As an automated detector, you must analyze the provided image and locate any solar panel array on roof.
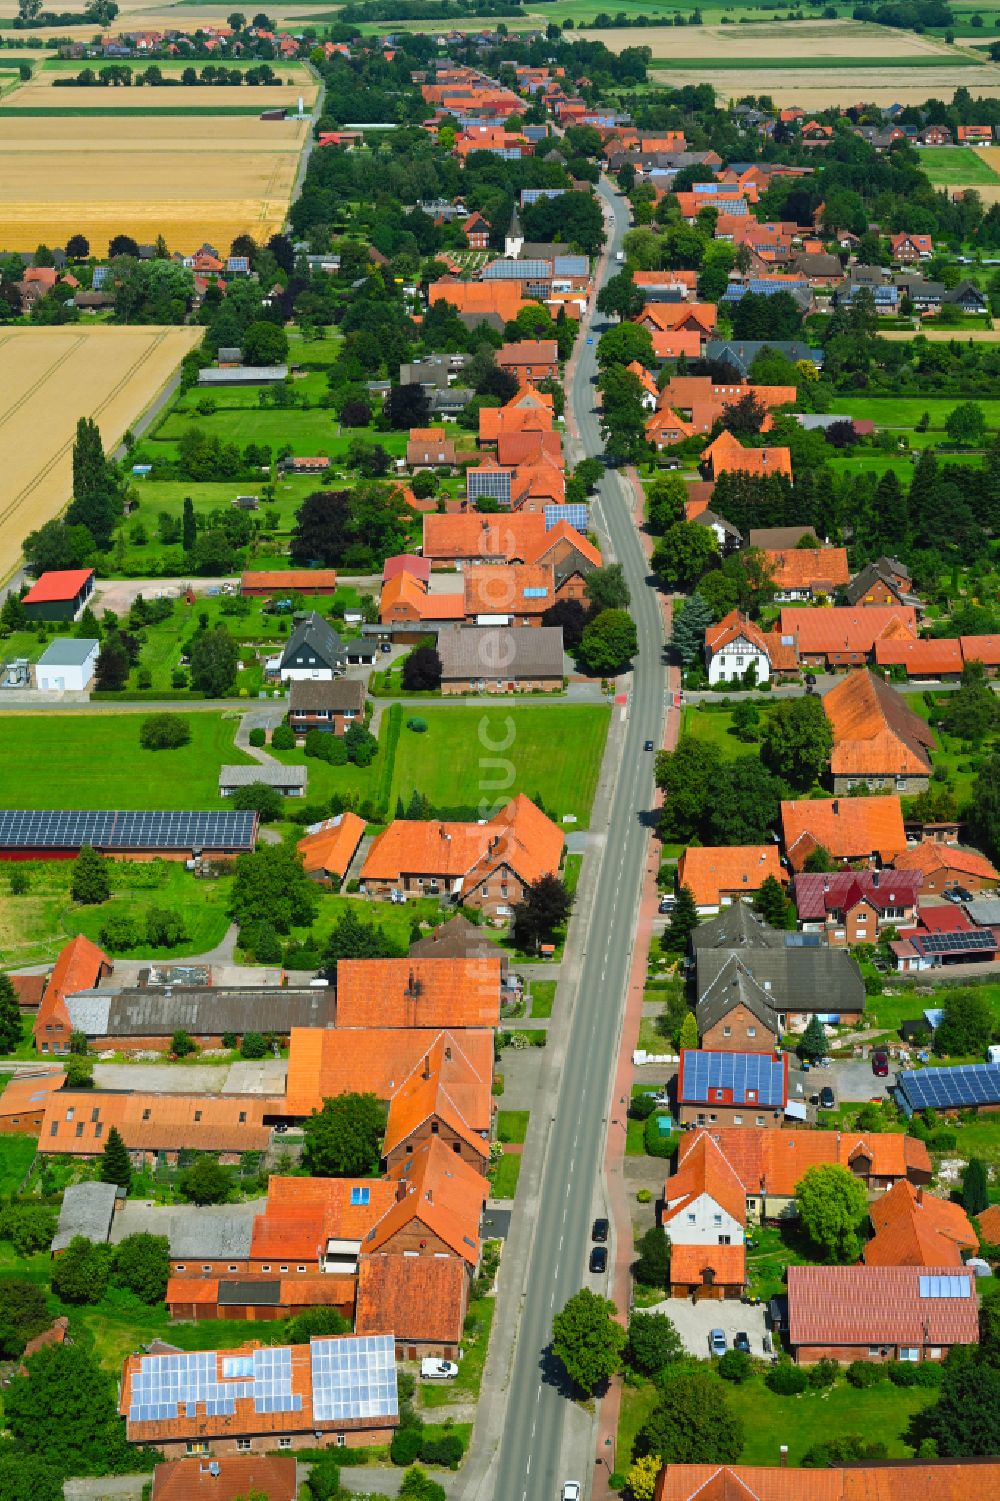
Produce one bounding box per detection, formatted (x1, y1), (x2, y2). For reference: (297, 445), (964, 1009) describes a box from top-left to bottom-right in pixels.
(546, 503), (588, 532)
(680, 1050), (785, 1106)
(919, 1274), (970, 1298)
(311, 1334), (398, 1424)
(898, 1062), (1000, 1113)
(468, 469), (511, 505)
(129, 1350), (251, 1424)
(0, 810), (255, 852)
(483, 259), (551, 280)
(914, 929), (996, 956)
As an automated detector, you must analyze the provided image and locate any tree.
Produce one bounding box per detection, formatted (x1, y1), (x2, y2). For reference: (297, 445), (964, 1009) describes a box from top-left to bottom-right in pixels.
(112, 1233), (169, 1303)
(633, 1224), (670, 1288)
(803, 844), (834, 874)
(941, 660), (1000, 742)
(139, 713), (191, 750)
(968, 751), (1000, 863)
(240, 1031), (268, 1060)
(189, 624), (239, 696)
(551, 1288), (627, 1394)
(795, 1163), (869, 1262)
(171, 1029), (197, 1058)
(625, 1455), (662, 1501)
(670, 593), (713, 666)
(243, 319), (288, 366)
(596, 267), (643, 321)
(962, 1158), (989, 1217)
(0, 973), (21, 1054)
(65, 233), (90, 259)
(934, 989), (993, 1057)
(51, 1236), (112, 1305)
(66, 416), (119, 550)
(926, 1357), (1000, 1457)
(652, 522), (719, 591)
(5, 1342), (131, 1478)
(383, 382), (431, 430)
(753, 875), (791, 930)
(324, 907), (399, 966)
(286, 1306), (350, 1343)
(585, 563), (630, 614)
(100, 1125), (132, 1190)
(945, 401), (987, 447)
(679, 1010), (699, 1051)
(634, 1370), (744, 1463)
(71, 844), (110, 904)
(402, 645), (442, 691)
(647, 473), (688, 536)
(626, 1310), (683, 1375)
(662, 885), (699, 954)
(178, 1156), (232, 1205)
(707, 759), (785, 847)
(182, 495), (197, 552)
(595, 321), (654, 370)
(541, 597), (587, 649)
(655, 735), (723, 842)
(797, 1015), (828, 1065)
(0, 1279), (50, 1359)
(760, 695), (833, 791)
(511, 874), (572, 950)
(95, 634), (129, 693)
(232, 781), (284, 822)
(577, 609), (638, 675)
(303, 1092), (384, 1177)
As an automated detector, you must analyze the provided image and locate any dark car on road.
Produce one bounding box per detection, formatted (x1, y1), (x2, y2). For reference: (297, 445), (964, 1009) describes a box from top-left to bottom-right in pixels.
(818, 1085), (835, 1110)
(872, 1049), (890, 1077)
(592, 1218), (609, 1243)
(589, 1246), (608, 1274)
(644, 740), (655, 751)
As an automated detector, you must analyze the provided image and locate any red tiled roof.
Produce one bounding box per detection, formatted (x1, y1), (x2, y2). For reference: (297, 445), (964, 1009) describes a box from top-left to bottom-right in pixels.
(677, 845), (786, 908)
(240, 570), (337, 591)
(422, 512), (547, 563)
(464, 562), (554, 616)
(657, 1462), (1000, 1501)
(669, 1242), (746, 1287)
(40, 1091), (278, 1156)
(787, 1263), (979, 1348)
(977, 1204), (1000, 1243)
(874, 637), (963, 676)
(663, 1131), (747, 1228)
(764, 546), (849, 592)
(0, 1068), (65, 1120)
(336, 958), (501, 1030)
(784, 605), (917, 657)
(781, 795), (907, 868)
(360, 793), (563, 892)
(683, 1126), (931, 1198)
(33, 933), (109, 1041)
(865, 1181), (977, 1267)
(22, 568), (93, 605)
(894, 842), (999, 884)
(296, 812), (366, 880)
(355, 1253), (468, 1343)
(960, 634), (1000, 667)
(823, 669), (934, 779)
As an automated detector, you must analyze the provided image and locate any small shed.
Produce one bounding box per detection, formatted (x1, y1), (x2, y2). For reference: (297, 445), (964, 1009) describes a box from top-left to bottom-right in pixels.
(53, 1181), (123, 1253)
(218, 765), (307, 798)
(35, 637), (99, 692)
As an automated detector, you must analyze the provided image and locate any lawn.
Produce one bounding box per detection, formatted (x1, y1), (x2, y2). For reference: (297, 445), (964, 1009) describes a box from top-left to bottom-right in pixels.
(529, 980), (556, 1018)
(827, 396), (1000, 430)
(680, 703), (774, 759)
(916, 145), (1000, 186)
(490, 1151), (521, 1200)
(388, 705), (611, 827)
(618, 1370), (934, 1472)
(0, 1134), (37, 1196)
(0, 712), (252, 808)
(419, 1293), (495, 1410)
(496, 1110), (529, 1144)
(904, 690), (994, 806)
(744, 1222), (813, 1303)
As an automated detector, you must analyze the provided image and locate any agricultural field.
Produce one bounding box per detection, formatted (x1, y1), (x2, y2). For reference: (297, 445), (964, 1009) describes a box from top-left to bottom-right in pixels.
(592, 17), (958, 57)
(917, 144), (1000, 187)
(0, 325), (200, 586)
(0, 111), (309, 252)
(2, 57), (318, 112)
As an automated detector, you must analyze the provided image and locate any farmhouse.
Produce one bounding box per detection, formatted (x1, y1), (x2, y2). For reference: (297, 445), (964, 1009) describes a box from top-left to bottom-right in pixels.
(360, 794), (563, 920)
(662, 1131), (748, 1301)
(422, 512), (548, 567)
(39, 1091), (279, 1164)
(696, 943), (865, 1037)
(893, 841), (1000, 896)
(781, 795), (907, 870)
(276, 613), (346, 681)
(0, 1069), (66, 1135)
(296, 811), (366, 885)
(151, 1457), (296, 1501)
(704, 610), (798, 686)
(822, 669), (934, 794)
(22, 568), (94, 622)
(763, 546), (849, 602)
(496, 340), (559, 380)
(436, 624), (564, 693)
(844, 556), (919, 608)
(33, 934), (113, 1055)
(288, 678), (365, 739)
(218, 765), (306, 798)
(58, 984), (334, 1054)
(657, 1462), (1000, 1500)
(864, 1180), (977, 1268)
(676, 1049), (789, 1129)
(779, 605), (918, 669)
(676, 845), (786, 916)
(786, 1264), (978, 1364)
(35, 638), (99, 692)
(793, 870), (922, 945)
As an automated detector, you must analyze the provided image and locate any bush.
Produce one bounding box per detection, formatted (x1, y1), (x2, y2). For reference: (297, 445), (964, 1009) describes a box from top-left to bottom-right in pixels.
(139, 713), (191, 750)
(846, 1360), (886, 1388)
(643, 1113), (674, 1158)
(391, 1428), (423, 1466)
(0, 1205), (56, 1256)
(271, 723), (295, 750)
(99, 912), (142, 951)
(630, 1094), (658, 1121)
(888, 1361), (942, 1387)
(248, 727), (266, 748)
(717, 1349), (752, 1383)
(808, 1358), (838, 1389)
(419, 1433), (464, 1469)
(765, 1362), (808, 1395)
(240, 1031), (268, 1059)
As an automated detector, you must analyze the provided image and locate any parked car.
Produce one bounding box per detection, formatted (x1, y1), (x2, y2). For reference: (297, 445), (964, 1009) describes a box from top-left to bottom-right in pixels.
(945, 886), (974, 903)
(734, 1332), (751, 1354)
(658, 897), (676, 915)
(380, 641), (393, 654)
(592, 1217), (609, 1243)
(818, 1085), (835, 1110)
(420, 1359), (458, 1380)
(589, 1246), (608, 1274)
(709, 1328), (727, 1356)
(872, 1048), (890, 1078)
(562, 1485), (581, 1501)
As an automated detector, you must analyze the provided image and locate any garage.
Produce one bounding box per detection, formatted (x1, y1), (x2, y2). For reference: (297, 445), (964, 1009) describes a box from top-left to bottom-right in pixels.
(35, 638), (99, 692)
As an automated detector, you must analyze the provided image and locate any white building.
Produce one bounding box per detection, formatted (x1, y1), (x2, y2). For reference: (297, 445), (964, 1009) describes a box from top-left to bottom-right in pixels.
(35, 638), (99, 692)
(704, 610), (776, 687)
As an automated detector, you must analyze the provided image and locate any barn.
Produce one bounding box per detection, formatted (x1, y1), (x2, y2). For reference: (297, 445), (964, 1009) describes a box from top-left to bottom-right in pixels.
(22, 569), (95, 623)
(0, 810), (258, 862)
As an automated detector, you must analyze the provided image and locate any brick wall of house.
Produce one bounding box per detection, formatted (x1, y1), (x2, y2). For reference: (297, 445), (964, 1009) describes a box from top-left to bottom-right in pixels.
(792, 1342), (948, 1365)
(700, 1003), (778, 1053)
(441, 675), (560, 695)
(832, 772), (930, 795)
(554, 574), (589, 604)
(377, 1221), (460, 1259)
(149, 1425), (397, 1459)
(385, 1127), (488, 1173)
(290, 710), (355, 738)
(0, 1109), (47, 1133)
(678, 1103), (784, 1129)
(855, 581), (899, 606)
(918, 865), (997, 895)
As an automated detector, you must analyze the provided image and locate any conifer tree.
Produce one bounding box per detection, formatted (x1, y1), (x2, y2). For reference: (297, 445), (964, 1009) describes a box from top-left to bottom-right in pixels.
(100, 1126), (131, 1189)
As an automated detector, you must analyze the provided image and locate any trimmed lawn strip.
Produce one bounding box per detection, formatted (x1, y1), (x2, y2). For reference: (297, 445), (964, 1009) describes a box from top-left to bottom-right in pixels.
(529, 980), (556, 1018)
(0, 1134), (37, 1195)
(419, 1294), (495, 1409)
(496, 1110), (530, 1144)
(490, 1152), (521, 1199)
(652, 53), (976, 66)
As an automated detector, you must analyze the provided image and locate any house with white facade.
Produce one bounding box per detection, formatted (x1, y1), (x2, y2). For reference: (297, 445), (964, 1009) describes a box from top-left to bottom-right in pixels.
(704, 609), (797, 686)
(662, 1130), (747, 1299)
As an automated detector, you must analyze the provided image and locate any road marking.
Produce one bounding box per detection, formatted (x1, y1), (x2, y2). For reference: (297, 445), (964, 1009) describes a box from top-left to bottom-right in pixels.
(526, 1458), (531, 1475)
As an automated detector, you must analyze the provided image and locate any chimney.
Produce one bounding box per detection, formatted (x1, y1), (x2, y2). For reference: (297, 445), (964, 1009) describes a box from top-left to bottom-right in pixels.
(832, 799), (839, 815)
(423, 1054), (432, 1080)
(396, 1181), (407, 1202)
(779, 1447), (788, 1468)
(426, 1188), (433, 1205)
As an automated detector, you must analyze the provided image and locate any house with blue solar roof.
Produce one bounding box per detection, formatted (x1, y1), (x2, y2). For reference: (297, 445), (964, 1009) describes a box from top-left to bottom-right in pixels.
(676, 1048), (789, 1129)
(121, 1333), (399, 1456)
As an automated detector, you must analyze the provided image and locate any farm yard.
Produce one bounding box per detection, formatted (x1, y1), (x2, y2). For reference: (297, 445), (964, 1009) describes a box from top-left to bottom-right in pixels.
(0, 110), (310, 251)
(0, 325), (200, 585)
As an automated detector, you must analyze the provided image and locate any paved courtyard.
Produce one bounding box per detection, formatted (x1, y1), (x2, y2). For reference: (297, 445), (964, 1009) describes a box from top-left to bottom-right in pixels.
(647, 1294), (770, 1357)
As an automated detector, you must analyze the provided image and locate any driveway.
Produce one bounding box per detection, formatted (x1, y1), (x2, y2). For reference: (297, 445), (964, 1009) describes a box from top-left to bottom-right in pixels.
(647, 1295), (769, 1358)
(812, 1058), (891, 1104)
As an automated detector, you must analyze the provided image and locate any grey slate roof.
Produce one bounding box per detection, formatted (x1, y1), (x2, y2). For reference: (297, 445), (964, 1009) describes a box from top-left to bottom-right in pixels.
(289, 678), (366, 713)
(280, 612), (346, 672)
(690, 903), (786, 952)
(707, 339), (823, 376)
(67, 986), (335, 1038)
(695, 946), (866, 1017)
(966, 897), (1000, 928)
(108, 1201), (260, 1258)
(696, 957), (782, 1037)
(437, 625), (564, 681)
(53, 1181), (122, 1252)
(37, 638), (99, 668)
(218, 764), (307, 790)
(409, 912), (509, 977)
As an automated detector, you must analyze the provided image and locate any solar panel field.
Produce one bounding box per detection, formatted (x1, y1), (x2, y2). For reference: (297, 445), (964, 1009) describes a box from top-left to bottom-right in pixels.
(0, 325), (200, 584)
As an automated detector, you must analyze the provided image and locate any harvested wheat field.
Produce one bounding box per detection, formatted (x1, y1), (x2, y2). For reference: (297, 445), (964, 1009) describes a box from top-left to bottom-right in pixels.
(581, 18), (952, 57)
(0, 113), (309, 251)
(4, 61), (318, 111)
(0, 326), (199, 583)
(653, 62), (1000, 109)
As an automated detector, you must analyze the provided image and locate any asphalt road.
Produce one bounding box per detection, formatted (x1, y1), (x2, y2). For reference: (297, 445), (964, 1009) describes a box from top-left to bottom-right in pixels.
(493, 181), (666, 1501)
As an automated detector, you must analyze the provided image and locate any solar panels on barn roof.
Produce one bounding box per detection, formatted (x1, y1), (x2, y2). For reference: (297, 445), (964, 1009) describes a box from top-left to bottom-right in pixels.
(897, 1062), (1000, 1115)
(912, 929), (996, 956)
(311, 1333), (397, 1423)
(679, 1048), (786, 1106)
(546, 503), (588, 531)
(0, 810), (256, 852)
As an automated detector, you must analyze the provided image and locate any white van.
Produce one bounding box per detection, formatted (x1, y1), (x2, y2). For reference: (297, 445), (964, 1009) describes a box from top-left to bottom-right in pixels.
(420, 1358), (459, 1380)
